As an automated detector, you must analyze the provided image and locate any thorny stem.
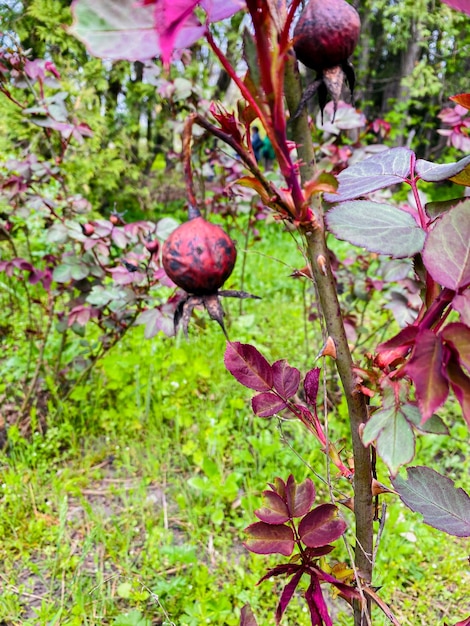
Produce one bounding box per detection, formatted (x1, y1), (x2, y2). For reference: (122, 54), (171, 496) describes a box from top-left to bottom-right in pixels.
(283, 53), (373, 625)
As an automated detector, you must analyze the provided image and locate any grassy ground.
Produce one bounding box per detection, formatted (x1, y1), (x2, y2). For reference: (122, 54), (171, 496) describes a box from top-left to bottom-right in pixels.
(1, 219), (469, 625)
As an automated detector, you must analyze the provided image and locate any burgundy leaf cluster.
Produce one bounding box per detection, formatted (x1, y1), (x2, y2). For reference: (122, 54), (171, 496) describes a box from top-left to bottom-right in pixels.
(244, 475), (358, 625)
(224, 341), (322, 431)
(224, 341), (354, 476)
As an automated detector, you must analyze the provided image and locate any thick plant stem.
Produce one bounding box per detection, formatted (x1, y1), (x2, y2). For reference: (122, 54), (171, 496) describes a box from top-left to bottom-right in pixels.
(284, 53), (373, 625)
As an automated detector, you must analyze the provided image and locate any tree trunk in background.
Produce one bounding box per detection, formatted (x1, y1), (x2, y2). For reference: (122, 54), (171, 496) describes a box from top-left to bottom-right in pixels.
(395, 18), (422, 146)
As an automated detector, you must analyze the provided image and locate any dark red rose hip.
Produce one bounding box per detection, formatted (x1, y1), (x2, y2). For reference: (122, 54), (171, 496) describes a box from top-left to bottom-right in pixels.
(162, 215), (237, 295)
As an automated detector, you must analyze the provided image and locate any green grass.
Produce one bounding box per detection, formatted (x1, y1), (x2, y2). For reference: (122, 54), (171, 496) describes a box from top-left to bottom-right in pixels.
(1, 220), (469, 625)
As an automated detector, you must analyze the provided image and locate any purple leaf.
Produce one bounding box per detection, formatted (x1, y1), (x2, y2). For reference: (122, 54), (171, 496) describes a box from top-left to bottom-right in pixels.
(70, 0), (244, 64)
(305, 574), (332, 626)
(324, 147), (413, 203)
(453, 292), (470, 325)
(224, 341), (273, 391)
(257, 563), (300, 585)
(304, 367), (321, 406)
(70, 0), (163, 61)
(201, 0), (246, 21)
(252, 391), (287, 417)
(298, 504), (347, 548)
(68, 305), (96, 327)
(422, 200), (470, 290)
(404, 330), (449, 421)
(255, 491), (290, 524)
(136, 306), (176, 338)
(240, 604), (258, 626)
(269, 477), (287, 500)
(272, 359), (300, 399)
(377, 325), (419, 351)
(444, 357), (470, 427)
(441, 0), (470, 15)
(441, 322), (470, 372)
(111, 227), (128, 248)
(325, 201), (425, 258)
(416, 154), (470, 182)
(276, 569), (304, 625)
(392, 466), (470, 536)
(244, 522), (295, 556)
(286, 475), (316, 518)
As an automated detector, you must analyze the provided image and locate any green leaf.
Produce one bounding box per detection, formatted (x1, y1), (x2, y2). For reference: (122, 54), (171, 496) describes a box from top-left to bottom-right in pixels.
(325, 201), (425, 258)
(362, 406), (415, 477)
(52, 264), (72, 283)
(401, 403), (449, 435)
(361, 406), (395, 445)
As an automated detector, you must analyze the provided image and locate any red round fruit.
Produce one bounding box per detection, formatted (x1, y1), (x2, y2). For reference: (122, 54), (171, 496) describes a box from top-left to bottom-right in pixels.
(162, 216), (237, 295)
(293, 0), (360, 72)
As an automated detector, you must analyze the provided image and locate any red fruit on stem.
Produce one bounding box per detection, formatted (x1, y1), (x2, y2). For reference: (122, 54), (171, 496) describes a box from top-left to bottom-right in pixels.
(162, 215), (237, 295)
(293, 0), (360, 72)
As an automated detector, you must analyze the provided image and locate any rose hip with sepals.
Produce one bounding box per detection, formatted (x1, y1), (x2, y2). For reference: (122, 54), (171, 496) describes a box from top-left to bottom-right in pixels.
(162, 205), (237, 296)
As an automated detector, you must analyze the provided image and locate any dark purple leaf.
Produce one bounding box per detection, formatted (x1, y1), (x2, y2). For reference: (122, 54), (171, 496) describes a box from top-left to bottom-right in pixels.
(224, 341), (273, 391)
(286, 475), (316, 518)
(425, 198), (463, 219)
(304, 367), (321, 406)
(422, 200), (470, 290)
(324, 147), (413, 203)
(404, 330), (449, 421)
(240, 604), (258, 626)
(298, 504), (347, 547)
(377, 325), (419, 351)
(325, 201), (425, 258)
(416, 154), (470, 182)
(257, 563), (301, 585)
(392, 466), (470, 536)
(305, 545), (335, 558)
(305, 574), (332, 626)
(269, 477), (287, 500)
(255, 491), (290, 524)
(453, 292), (470, 325)
(444, 357), (470, 427)
(272, 359), (300, 399)
(441, 322), (470, 372)
(244, 521), (295, 556)
(275, 569), (304, 625)
(252, 391), (287, 417)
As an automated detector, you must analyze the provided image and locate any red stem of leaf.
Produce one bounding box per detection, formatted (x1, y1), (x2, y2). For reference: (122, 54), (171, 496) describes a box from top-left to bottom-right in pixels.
(420, 287), (455, 330)
(245, 2), (307, 219)
(205, 30), (268, 129)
